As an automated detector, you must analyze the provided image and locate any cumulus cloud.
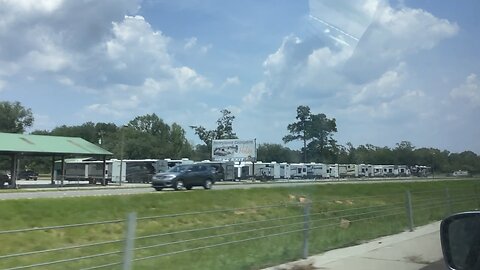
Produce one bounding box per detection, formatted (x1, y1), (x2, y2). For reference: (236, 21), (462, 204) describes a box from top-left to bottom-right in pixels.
(245, 1), (458, 106)
(345, 3), (458, 81)
(350, 63), (405, 105)
(0, 0), (214, 119)
(450, 73), (480, 107)
(243, 82), (271, 106)
(237, 0), (460, 149)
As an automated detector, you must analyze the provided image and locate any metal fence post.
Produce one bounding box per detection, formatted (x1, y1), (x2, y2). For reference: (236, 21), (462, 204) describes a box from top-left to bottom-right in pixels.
(445, 188), (452, 216)
(123, 212), (137, 270)
(302, 201), (311, 259)
(405, 191), (414, 232)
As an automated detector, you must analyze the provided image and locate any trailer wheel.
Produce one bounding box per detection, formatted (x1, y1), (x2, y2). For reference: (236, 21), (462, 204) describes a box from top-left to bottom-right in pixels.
(154, 187), (163, 191)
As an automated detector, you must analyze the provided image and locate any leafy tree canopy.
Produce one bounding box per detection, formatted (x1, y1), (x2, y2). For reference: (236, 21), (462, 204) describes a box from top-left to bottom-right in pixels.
(0, 101), (34, 133)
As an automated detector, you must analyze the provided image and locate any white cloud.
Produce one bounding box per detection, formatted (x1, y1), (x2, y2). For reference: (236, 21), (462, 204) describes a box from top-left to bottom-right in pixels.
(0, 1), (213, 121)
(221, 76), (241, 88)
(1, 0), (63, 13)
(350, 64), (405, 104)
(243, 82), (270, 106)
(183, 36), (211, 54)
(450, 73), (480, 107)
(184, 37), (197, 49)
(246, 1), (458, 105)
(263, 35), (302, 78)
(345, 3), (458, 80)
(106, 15), (171, 64)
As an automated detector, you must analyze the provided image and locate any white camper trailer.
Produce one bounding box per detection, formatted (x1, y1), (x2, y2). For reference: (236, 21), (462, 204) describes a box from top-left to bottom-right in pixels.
(357, 164), (371, 177)
(306, 163), (328, 178)
(397, 165), (410, 176)
(279, 163), (291, 179)
(373, 165), (385, 177)
(234, 163), (250, 180)
(344, 164), (359, 178)
(290, 163), (307, 178)
(382, 165), (395, 177)
(253, 162), (280, 180)
(327, 164), (340, 178)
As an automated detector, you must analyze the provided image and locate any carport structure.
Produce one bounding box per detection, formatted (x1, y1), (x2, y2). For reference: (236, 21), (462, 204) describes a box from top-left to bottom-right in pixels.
(0, 132), (113, 188)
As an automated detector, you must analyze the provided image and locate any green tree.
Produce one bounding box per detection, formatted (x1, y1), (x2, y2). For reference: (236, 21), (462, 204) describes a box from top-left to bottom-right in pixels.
(51, 122), (98, 143)
(283, 106), (337, 163)
(123, 114), (193, 159)
(257, 143), (301, 163)
(307, 113), (337, 162)
(190, 109), (238, 155)
(0, 101), (34, 133)
(282, 105), (311, 162)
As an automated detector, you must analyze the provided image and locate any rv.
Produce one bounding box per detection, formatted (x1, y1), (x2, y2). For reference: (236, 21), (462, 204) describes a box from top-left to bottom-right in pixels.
(396, 165), (410, 177)
(279, 163), (291, 179)
(234, 163), (250, 180)
(357, 164), (373, 178)
(306, 163), (328, 178)
(327, 164), (340, 178)
(57, 159), (168, 184)
(373, 165), (385, 177)
(253, 162), (280, 180)
(290, 163), (307, 179)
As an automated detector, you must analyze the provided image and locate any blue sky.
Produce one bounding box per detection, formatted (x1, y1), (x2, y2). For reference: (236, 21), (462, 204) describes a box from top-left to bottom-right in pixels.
(0, 0), (479, 153)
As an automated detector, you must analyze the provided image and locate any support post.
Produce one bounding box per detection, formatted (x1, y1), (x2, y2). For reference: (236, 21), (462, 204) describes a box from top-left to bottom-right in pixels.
(10, 154), (17, 188)
(102, 156), (107, 186)
(123, 212), (137, 270)
(51, 156), (56, 185)
(302, 201), (311, 259)
(60, 156), (65, 186)
(405, 190), (414, 231)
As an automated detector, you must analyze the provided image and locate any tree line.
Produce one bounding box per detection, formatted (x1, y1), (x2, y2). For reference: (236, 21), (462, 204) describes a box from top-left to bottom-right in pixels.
(0, 101), (479, 174)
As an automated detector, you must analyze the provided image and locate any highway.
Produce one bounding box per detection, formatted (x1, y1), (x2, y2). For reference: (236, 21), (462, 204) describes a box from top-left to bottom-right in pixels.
(0, 177), (454, 200)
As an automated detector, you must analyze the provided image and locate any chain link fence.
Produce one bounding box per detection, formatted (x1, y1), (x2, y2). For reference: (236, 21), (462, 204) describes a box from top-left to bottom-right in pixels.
(0, 186), (478, 270)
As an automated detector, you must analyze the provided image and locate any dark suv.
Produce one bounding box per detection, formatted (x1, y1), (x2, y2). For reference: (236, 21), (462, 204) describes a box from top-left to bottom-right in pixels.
(17, 170), (38, 180)
(151, 164), (215, 191)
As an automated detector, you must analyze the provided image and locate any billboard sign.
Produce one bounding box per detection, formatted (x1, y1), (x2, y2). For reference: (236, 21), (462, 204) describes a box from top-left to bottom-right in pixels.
(212, 139), (256, 162)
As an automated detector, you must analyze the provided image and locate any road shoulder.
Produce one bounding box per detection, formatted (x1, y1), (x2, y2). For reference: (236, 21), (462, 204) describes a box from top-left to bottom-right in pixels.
(263, 221), (443, 270)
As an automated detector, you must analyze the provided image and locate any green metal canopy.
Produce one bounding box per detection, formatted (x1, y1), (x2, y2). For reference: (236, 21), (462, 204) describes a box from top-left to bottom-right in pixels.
(0, 132), (112, 156)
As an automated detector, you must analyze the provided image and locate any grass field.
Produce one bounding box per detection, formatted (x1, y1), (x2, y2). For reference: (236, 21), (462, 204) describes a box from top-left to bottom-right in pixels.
(0, 179), (479, 270)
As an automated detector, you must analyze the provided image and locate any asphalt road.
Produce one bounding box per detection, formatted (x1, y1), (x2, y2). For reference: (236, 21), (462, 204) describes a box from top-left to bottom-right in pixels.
(0, 181), (328, 200)
(0, 177), (459, 200)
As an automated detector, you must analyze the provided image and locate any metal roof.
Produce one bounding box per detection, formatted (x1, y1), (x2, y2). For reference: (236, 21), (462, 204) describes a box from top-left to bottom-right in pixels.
(0, 132), (112, 156)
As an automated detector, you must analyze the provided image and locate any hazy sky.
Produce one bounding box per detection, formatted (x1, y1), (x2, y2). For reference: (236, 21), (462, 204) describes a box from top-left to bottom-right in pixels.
(0, 0), (479, 153)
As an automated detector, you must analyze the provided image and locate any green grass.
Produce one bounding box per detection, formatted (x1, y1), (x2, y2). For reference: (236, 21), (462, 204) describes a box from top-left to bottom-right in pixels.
(0, 179), (479, 270)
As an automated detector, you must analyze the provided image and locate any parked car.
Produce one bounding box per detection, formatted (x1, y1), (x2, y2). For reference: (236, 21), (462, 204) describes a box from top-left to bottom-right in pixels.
(151, 164), (215, 191)
(17, 170), (38, 180)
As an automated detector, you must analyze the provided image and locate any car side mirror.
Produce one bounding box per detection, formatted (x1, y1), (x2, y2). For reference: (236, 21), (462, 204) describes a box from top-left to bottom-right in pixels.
(441, 212), (480, 270)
